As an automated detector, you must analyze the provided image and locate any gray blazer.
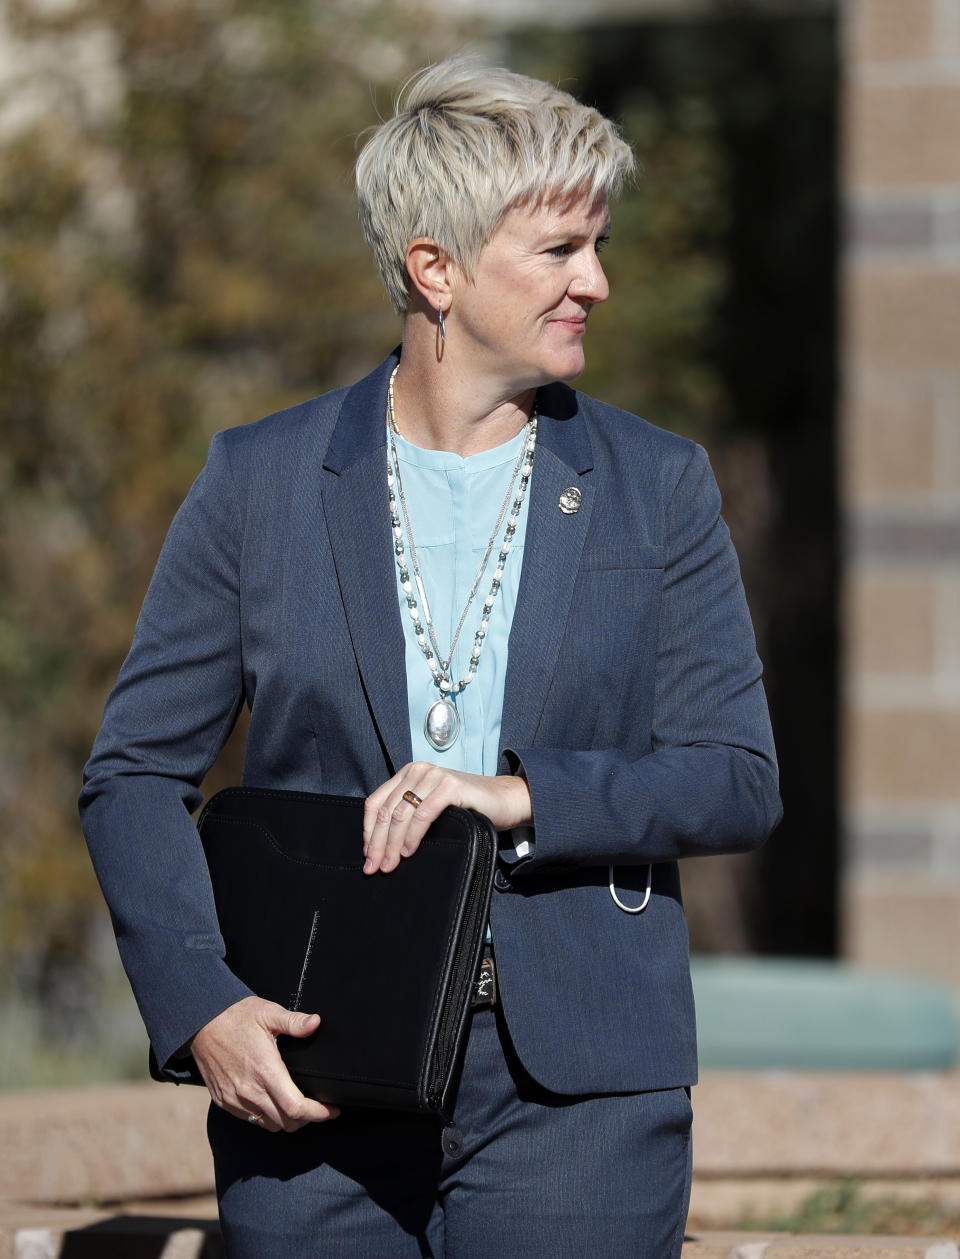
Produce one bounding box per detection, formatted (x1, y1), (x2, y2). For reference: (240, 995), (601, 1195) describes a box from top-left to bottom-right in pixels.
(80, 349), (781, 1095)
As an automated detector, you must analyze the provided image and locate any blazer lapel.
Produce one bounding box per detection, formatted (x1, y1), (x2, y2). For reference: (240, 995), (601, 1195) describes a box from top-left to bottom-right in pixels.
(500, 384), (594, 754)
(320, 352), (413, 774)
(320, 362), (594, 768)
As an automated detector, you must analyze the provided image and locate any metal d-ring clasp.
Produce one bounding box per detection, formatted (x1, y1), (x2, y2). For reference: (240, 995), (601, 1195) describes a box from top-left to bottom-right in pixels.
(608, 864), (653, 914)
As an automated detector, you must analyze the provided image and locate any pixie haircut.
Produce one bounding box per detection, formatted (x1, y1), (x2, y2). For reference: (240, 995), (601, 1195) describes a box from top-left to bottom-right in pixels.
(356, 58), (636, 315)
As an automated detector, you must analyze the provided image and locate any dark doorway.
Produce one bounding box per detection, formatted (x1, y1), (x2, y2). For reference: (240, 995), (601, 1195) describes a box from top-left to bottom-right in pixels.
(510, 8), (840, 957)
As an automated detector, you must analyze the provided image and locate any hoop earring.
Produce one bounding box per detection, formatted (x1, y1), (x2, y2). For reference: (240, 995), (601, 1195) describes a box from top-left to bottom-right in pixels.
(438, 306), (446, 343)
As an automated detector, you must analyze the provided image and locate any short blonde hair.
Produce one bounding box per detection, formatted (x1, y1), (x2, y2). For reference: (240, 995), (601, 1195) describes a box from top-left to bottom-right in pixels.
(356, 57), (635, 315)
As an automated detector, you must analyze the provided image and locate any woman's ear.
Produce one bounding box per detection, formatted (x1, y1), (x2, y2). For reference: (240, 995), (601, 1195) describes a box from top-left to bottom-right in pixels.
(404, 237), (453, 314)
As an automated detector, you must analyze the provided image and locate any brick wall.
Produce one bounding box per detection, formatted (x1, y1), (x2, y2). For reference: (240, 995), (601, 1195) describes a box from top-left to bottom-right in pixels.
(842, 0), (960, 993)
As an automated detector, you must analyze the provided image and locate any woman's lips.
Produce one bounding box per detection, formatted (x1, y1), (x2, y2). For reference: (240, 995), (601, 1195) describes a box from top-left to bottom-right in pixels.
(552, 316), (588, 333)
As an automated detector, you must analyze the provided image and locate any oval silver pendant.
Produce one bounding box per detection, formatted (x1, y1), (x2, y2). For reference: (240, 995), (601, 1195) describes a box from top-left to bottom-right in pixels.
(424, 698), (460, 751)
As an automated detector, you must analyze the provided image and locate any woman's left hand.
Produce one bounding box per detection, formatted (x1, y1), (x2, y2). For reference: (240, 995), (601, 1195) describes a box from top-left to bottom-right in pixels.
(362, 765), (532, 874)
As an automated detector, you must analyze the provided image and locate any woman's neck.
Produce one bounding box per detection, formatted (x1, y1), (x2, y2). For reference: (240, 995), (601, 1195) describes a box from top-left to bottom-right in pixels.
(392, 324), (535, 457)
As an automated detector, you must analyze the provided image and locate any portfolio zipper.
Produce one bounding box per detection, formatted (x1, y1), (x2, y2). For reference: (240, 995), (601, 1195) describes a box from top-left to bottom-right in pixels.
(426, 827), (495, 1152)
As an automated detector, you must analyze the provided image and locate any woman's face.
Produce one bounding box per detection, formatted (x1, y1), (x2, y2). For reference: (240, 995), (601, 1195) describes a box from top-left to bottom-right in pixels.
(448, 188), (611, 394)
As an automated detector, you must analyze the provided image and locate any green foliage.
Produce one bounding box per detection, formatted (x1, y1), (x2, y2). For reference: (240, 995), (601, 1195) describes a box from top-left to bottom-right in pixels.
(508, 28), (730, 440)
(0, 0), (471, 1037)
(740, 1179), (960, 1238)
(0, 982), (148, 1090)
(578, 94), (728, 440)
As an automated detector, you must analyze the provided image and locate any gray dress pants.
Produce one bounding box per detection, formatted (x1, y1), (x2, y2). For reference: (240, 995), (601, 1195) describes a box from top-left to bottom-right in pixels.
(209, 1003), (693, 1259)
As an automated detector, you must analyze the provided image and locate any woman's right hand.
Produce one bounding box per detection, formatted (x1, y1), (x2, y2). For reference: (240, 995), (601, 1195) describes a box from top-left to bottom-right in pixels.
(189, 995), (340, 1132)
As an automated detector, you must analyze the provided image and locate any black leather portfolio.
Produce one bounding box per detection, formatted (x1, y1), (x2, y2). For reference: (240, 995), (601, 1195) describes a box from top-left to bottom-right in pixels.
(151, 787), (497, 1130)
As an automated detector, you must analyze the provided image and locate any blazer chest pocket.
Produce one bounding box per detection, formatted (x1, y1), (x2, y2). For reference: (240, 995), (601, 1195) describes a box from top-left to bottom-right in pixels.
(563, 547), (664, 704)
(579, 544), (664, 573)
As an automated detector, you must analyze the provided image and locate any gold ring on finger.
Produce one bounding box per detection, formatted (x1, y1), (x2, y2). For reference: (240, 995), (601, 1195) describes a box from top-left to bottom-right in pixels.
(402, 789), (423, 809)
(246, 1111), (263, 1124)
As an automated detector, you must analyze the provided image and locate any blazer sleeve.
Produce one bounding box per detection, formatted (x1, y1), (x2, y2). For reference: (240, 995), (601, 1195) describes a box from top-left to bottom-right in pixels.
(502, 442), (782, 870)
(78, 432), (253, 1074)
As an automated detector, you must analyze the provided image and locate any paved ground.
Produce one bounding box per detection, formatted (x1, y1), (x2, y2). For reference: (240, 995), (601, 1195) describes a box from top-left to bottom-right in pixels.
(2, 1073), (959, 1256)
(3, 1207), (958, 1259)
(684, 1239), (959, 1258)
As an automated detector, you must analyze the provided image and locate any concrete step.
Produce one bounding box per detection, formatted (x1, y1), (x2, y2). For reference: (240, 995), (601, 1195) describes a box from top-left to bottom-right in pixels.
(693, 1071), (960, 1177)
(682, 1236), (959, 1257)
(2, 1210), (957, 1259)
(689, 1175), (960, 1232)
(3, 1075), (960, 1255)
(4, 1070), (959, 1207)
(0, 1083), (213, 1205)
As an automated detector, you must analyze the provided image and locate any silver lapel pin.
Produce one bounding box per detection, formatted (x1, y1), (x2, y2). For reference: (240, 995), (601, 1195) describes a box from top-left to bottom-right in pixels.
(558, 486), (582, 515)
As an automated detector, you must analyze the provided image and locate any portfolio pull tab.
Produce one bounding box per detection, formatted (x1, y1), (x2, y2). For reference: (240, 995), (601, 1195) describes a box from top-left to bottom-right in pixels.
(441, 1120), (464, 1158)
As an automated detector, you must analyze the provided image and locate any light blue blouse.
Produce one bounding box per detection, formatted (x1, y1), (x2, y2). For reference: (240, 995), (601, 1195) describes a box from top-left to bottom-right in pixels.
(389, 424), (532, 777)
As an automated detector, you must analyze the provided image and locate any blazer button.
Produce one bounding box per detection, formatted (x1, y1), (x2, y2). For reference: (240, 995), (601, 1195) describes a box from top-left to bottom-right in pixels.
(493, 868), (511, 892)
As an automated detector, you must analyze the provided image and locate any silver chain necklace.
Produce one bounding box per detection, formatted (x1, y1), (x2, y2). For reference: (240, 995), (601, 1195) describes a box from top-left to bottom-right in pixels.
(386, 365), (538, 751)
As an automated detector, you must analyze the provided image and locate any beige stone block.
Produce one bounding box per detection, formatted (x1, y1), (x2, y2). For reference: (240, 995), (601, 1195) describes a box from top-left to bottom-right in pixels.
(848, 82), (960, 185)
(855, 0), (936, 63)
(0, 1081), (213, 1205)
(847, 268), (960, 372)
(847, 707), (960, 800)
(936, 390), (960, 492)
(847, 572), (936, 675)
(693, 1068), (960, 1176)
(682, 1237), (957, 1258)
(938, 577), (960, 675)
(761, 1241), (958, 1256)
(938, 0), (960, 58)
(844, 390), (937, 499)
(845, 877), (960, 995)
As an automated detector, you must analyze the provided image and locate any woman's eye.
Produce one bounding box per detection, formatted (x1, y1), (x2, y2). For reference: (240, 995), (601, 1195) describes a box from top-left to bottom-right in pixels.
(548, 235), (609, 259)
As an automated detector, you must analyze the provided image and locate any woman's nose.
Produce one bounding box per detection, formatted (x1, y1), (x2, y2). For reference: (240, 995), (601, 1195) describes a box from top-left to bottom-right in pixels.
(570, 250), (610, 304)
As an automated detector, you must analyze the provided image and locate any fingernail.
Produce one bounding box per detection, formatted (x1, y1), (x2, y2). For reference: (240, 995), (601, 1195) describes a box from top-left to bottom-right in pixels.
(363, 858), (374, 874)
(400, 845), (410, 858)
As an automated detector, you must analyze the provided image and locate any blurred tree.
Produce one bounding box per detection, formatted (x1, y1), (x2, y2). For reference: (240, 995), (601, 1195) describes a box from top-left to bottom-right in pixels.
(0, 0), (473, 1048)
(507, 26), (731, 441)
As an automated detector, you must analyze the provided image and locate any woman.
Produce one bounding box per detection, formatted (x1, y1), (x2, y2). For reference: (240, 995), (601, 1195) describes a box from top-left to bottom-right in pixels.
(80, 58), (781, 1258)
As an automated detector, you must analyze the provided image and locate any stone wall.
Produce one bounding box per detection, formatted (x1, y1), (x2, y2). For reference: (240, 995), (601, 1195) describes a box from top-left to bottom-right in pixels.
(3, 1077), (959, 1256)
(842, 0), (960, 993)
